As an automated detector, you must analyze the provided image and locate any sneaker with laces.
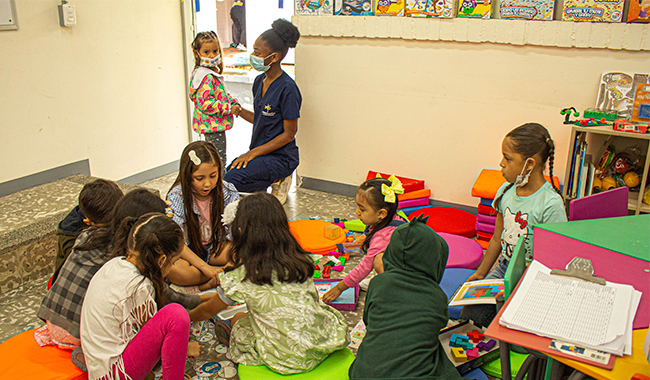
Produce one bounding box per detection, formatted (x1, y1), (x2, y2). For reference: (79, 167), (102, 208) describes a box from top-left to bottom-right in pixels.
(273, 175), (292, 205)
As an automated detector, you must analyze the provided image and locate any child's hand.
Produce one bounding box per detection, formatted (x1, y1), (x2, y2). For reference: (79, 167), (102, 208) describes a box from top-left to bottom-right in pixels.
(231, 104), (242, 116)
(322, 287), (342, 303)
(467, 271), (486, 282)
(187, 341), (201, 358)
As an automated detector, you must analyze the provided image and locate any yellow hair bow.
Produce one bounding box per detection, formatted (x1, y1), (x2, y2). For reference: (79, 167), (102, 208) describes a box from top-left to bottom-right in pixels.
(377, 174), (404, 203)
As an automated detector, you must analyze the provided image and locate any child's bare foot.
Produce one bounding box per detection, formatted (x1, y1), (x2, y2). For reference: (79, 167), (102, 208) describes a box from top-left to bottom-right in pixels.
(198, 277), (218, 291)
(187, 342), (201, 358)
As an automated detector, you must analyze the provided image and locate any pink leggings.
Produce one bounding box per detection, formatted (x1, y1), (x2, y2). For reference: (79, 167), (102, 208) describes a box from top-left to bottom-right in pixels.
(118, 303), (190, 380)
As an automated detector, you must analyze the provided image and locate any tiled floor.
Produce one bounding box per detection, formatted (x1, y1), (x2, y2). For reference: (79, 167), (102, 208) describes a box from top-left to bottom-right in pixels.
(0, 173), (367, 380)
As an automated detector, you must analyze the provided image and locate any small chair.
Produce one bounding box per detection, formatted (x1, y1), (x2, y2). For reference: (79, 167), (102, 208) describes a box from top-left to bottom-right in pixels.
(569, 187), (629, 221)
(440, 268), (475, 319)
(238, 348), (356, 380)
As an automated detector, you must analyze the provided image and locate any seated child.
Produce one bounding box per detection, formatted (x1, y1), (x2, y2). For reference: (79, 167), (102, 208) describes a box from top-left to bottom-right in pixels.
(349, 216), (463, 380)
(37, 189), (206, 349)
(166, 141), (240, 288)
(460, 123), (567, 328)
(81, 213), (199, 380)
(189, 193), (349, 375)
(322, 175), (406, 302)
(51, 179), (123, 284)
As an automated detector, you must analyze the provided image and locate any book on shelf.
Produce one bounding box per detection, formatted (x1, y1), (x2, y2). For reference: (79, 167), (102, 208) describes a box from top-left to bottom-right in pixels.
(585, 161), (595, 197)
(572, 140), (587, 198)
(567, 132), (582, 196)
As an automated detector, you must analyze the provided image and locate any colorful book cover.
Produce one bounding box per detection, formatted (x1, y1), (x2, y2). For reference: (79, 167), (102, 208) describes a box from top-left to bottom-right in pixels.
(334, 0), (374, 15)
(499, 0), (553, 19)
(627, 0), (650, 22)
(448, 279), (504, 306)
(295, 0), (334, 15)
(406, 0), (454, 18)
(632, 83), (650, 123)
(562, 0), (624, 22)
(457, 0), (492, 18)
(375, 0), (405, 16)
(595, 72), (650, 119)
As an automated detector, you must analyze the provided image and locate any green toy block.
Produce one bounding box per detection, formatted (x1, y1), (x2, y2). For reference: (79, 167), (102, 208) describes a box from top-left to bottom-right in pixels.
(313, 270), (321, 279)
(583, 107), (618, 121)
(339, 257), (345, 265)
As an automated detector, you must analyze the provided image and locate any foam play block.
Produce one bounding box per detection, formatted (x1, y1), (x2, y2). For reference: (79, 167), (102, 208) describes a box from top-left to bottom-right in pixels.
(474, 238), (488, 249)
(472, 168), (560, 199)
(476, 230), (493, 240)
(438, 233), (484, 269)
(323, 224), (341, 240)
(451, 347), (467, 362)
(366, 171), (425, 193)
(440, 268), (474, 319)
(0, 329), (87, 380)
(343, 219), (366, 233)
(481, 350), (529, 378)
(463, 368), (489, 380)
(476, 214), (496, 225)
(477, 204), (497, 216)
(399, 205), (432, 216)
(398, 198), (429, 208)
(398, 188), (431, 201)
(410, 207), (476, 238)
(289, 220), (346, 255)
(476, 222), (495, 234)
(480, 198), (494, 206)
(238, 348), (356, 380)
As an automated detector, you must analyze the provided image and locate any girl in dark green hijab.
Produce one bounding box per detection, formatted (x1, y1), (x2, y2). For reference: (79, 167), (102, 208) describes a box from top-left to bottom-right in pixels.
(349, 215), (463, 380)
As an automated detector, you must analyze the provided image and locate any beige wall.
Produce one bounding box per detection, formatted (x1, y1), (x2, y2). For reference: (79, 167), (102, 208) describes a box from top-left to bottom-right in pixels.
(294, 36), (650, 207)
(0, 0), (190, 183)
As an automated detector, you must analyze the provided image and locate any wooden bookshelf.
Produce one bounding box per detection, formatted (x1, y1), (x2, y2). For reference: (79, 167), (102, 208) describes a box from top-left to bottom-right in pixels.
(563, 125), (650, 215)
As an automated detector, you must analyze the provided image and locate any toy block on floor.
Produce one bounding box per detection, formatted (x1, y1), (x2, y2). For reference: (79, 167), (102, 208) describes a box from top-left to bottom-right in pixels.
(324, 224), (341, 240)
(322, 266), (331, 279)
(467, 330), (485, 343)
(466, 348), (479, 360)
(451, 347), (467, 362)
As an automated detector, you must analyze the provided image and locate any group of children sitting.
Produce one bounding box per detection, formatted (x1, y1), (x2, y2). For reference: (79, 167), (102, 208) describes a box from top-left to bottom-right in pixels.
(35, 121), (566, 380)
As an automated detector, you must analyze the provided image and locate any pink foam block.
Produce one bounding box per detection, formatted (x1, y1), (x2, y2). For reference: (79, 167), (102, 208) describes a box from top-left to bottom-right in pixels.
(399, 198), (429, 208)
(476, 214), (496, 225)
(438, 233), (484, 270)
(475, 221), (495, 234)
(332, 264), (344, 271)
(534, 228), (650, 329)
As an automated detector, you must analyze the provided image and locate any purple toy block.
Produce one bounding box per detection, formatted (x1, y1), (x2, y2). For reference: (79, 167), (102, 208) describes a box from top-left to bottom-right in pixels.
(483, 339), (496, 351)
(476, 341), (488, 351)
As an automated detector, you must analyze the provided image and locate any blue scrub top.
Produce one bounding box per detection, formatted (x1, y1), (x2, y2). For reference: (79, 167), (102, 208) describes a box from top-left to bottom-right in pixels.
(251, 72), (302, 164)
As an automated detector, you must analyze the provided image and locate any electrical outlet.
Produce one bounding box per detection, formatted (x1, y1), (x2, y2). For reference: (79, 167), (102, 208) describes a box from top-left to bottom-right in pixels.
(58, 4), (76, 26)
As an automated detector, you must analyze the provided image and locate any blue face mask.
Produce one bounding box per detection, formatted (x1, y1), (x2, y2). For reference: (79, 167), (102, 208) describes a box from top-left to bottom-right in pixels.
(249, 53), (275, 72)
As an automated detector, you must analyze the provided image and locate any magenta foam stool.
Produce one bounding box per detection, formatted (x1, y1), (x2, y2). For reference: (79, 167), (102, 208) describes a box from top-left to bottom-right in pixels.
(438, 232), (484, 269)
(411, 207), (477, 238)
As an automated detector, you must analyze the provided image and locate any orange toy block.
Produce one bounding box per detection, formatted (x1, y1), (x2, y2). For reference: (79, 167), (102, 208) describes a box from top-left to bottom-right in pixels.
(324, 224), (341, 240)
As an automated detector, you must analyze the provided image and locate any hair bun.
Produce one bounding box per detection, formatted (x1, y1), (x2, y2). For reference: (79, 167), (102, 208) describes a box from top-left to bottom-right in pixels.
(271, 19), (300, 48)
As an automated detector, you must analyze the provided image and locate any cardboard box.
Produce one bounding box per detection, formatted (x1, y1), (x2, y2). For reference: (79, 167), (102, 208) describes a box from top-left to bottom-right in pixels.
(406, 0), (454, 17)
(440, 321), (501, 374)
(499, 0), (554, 19)
(632, 83), (650, 123)
(295, 0), (334, 15)
(613, 119), (649, 134)
(562, 0), (624, 22)
(334, 0), (374, 14)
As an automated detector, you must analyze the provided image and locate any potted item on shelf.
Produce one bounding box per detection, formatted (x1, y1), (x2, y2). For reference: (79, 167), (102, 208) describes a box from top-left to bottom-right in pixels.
(406, 0), (454, 18)
(498, 0), (554, 20)
(334, 0), (374, 15)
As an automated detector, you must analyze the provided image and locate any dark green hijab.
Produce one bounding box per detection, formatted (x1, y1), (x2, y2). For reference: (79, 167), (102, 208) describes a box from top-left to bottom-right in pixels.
(349, 216), (463, 380)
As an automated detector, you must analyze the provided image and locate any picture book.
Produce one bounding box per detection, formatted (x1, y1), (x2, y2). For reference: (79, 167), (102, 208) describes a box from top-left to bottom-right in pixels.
(448, 279), (504, 307)
(632, 83), (650, 123)
(295, 0), (334, 15)
(314, 279), (359, 311)
(348, 319), (366, 349)
(406, 0), (454, 18)
(561, 0), (624, 21)
(499, 0), (553, 19)
(375, 0), (405, 16)
(595, 72), (635, 118)
(627, 0), (650, 22)
(334, 0), (373, 15)
(457, 0), (492, 18)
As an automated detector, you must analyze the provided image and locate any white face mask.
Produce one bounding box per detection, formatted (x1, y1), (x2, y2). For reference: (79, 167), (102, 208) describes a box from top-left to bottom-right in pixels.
(199, 55), (222, 68)
(514, 158), (533, 187)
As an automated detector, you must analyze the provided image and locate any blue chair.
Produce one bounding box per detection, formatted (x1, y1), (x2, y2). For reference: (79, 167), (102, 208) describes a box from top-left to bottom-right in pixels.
(440, 268), (474, 319)
(464, 367), (489, 380)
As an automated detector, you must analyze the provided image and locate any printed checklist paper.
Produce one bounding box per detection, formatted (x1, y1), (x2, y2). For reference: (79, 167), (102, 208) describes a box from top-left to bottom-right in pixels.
(499, 260), (641, 356)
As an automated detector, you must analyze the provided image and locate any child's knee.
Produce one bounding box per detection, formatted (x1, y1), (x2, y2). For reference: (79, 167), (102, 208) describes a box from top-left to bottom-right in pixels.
(161, 303), (190, 328)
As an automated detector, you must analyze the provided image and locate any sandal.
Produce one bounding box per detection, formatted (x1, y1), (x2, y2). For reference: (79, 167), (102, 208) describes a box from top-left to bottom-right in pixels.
(214, 319), (232, 347)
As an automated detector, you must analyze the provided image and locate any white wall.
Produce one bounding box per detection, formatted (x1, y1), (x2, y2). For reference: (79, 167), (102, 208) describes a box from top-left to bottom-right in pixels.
(0, 0), (190, 183)
(294, 28), (650, 207)
(245, 0), (295, 62)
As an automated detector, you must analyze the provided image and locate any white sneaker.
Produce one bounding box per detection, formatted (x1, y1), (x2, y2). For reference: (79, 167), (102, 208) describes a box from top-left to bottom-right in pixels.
(273, 175), (292, 205)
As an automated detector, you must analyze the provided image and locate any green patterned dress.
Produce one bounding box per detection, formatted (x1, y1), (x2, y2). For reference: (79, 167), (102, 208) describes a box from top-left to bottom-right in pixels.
(219, 267), (349, 374)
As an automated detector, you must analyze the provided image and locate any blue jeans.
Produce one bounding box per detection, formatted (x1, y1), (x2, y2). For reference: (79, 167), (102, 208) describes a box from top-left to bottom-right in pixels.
(458, 262), (508, 328)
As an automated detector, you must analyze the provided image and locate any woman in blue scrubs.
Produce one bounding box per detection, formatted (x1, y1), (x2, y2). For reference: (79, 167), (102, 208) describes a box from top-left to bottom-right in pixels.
(225, 19), (301, 204)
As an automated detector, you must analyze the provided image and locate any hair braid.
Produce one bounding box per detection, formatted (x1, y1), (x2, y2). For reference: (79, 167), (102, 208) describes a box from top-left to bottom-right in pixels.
(547, 139), (561, 195)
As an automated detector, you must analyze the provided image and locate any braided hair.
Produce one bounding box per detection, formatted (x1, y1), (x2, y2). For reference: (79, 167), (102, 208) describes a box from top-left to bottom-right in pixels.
(494, 123), (561, 212)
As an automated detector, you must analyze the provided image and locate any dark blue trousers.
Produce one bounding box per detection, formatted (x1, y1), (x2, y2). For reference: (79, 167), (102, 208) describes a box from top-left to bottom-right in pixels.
(224, 153), (297, 192)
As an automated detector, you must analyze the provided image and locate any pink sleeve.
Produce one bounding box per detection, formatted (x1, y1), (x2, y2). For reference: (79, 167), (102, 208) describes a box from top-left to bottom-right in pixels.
(343, 227), (394, 288)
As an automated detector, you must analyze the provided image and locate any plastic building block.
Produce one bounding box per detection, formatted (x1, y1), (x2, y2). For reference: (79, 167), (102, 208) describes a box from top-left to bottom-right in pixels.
(324, 224), (341, 240)
(332, 264), (344, 271)
(334, 218), (340, 223)
(483, 339), (496, 351)
(343, 254), (350, 261)
(324, 261), (335, 267)
(313, 270), (321, 279)
(467, 330), (485, 343)
(450, 334), (466, 345)
(451, 347), (467, 362)
(476, 342), (488, 351)
(322, 266), (331, 279)
(339, 257), (346, 265)
(466, 348), (479, 360)
(315, 265), (320, 271)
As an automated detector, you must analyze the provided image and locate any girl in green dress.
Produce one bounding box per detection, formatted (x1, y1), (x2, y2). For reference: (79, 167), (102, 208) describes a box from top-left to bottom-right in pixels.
(191, 193), (348, 374)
